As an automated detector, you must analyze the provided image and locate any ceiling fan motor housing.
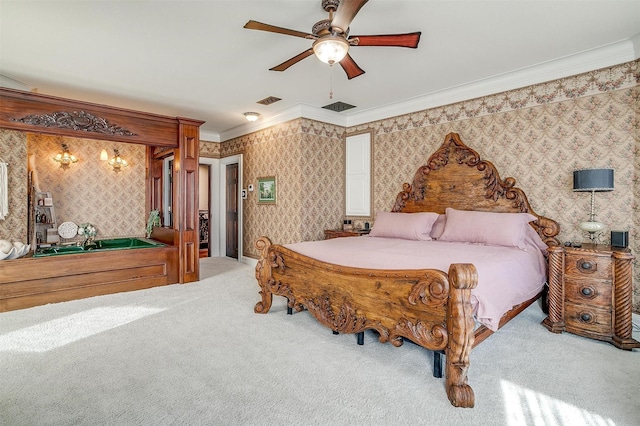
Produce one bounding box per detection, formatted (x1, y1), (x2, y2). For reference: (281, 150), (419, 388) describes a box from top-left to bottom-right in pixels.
(312, 19), (332, 37)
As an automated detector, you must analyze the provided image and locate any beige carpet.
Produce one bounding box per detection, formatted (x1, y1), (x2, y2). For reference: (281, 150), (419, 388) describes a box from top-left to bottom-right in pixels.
(1, 257), (639, 425)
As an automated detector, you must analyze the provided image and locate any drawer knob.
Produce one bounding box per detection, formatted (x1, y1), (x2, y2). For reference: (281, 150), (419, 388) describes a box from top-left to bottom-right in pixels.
(576, 258), (597, 274)
(581, 287), (593, 297)
(580, 313), (592, 323)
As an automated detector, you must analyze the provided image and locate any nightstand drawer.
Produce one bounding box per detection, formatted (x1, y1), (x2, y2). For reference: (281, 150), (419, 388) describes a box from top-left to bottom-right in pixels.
(565, 254), (611, 281)
(565, 279), (612, 307)
(565, 303), (611, 337)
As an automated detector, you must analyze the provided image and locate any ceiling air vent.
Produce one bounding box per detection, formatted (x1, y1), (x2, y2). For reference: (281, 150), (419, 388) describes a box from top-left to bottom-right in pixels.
(322, 101), (356, 112)
(257, 96), (282, 105)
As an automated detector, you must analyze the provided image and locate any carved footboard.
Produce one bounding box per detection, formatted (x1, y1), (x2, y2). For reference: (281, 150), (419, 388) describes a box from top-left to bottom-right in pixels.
(254, 237), (478, 408)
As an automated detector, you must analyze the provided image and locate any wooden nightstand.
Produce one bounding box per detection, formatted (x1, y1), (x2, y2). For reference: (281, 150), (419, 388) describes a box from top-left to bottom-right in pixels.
(324, 229), (371, 239)
(542, 244), (639, 350)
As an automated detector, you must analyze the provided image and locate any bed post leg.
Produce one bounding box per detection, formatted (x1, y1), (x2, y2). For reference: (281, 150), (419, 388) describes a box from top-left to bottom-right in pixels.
(357, 332), (364, 345)
(433, 351), (443, 378)
(445, 263), (478, 408)
(287, 306), (292, 315)
(254, 237), (274, 314)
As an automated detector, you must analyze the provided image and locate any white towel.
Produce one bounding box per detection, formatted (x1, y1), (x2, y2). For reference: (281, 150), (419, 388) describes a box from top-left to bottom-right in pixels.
(0, 161), (8, 220)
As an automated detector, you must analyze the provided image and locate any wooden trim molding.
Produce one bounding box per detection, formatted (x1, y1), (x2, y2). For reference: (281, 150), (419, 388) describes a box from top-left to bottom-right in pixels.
(0, 87), (202, 146)
(11, 110), (138, 137)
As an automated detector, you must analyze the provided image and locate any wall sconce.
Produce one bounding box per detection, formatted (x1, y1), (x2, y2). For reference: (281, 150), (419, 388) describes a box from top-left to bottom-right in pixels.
(108, 149), (128, 172)
(573, 168), (614, 243)
(100, 149), (108, 161)
(53, 143), (78, 170)
(244, 112), (260, 122)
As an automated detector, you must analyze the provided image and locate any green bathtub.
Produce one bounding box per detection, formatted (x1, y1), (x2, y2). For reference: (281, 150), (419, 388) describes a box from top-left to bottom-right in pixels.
(34, 237), (166, 257)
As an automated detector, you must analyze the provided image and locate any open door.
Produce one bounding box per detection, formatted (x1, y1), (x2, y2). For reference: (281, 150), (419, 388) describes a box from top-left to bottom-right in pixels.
(225, 163), (238, 258)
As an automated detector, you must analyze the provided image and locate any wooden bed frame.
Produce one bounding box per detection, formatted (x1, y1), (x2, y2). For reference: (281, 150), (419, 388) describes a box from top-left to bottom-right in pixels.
(254, 132), (560, 408)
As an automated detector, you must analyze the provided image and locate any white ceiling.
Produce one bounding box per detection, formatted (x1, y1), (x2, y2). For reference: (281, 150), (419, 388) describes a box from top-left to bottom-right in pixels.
(1, 1), (639, 142)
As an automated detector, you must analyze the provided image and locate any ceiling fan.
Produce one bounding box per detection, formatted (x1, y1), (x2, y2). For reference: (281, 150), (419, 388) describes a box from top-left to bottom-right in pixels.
(244, 0), (421, 80)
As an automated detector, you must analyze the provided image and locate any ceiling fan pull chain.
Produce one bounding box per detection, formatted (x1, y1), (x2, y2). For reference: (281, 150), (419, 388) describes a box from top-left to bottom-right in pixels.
(329, 64), (334, 99)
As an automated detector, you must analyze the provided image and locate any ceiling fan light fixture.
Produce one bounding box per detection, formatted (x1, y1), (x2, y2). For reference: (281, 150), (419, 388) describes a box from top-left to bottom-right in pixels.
(244, 112), (260, 122)
(312, 35), (349, 65)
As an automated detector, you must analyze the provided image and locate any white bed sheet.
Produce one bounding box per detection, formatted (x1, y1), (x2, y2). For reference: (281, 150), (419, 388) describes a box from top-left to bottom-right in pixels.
(285, 236), (547, 331)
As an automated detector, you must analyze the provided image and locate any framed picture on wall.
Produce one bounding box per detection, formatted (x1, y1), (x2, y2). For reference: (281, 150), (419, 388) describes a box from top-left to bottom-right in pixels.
(257, 176), (276, 204)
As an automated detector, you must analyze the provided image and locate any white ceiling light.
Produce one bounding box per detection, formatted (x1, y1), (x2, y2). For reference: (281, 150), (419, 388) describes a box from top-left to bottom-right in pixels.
(244, 112), (260, 122)
(312, 35), (349, 65)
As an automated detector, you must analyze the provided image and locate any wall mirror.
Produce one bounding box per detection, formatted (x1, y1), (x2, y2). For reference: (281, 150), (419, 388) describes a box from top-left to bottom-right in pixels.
(345, 130), (373, 220)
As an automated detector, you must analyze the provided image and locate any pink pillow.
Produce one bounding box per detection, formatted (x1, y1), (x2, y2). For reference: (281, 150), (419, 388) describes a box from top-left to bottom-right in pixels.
(369, 211), (440, 241)
(438, 208), (537, 249)
(522, 223), (549, 253)
(430, 214), (447, 239)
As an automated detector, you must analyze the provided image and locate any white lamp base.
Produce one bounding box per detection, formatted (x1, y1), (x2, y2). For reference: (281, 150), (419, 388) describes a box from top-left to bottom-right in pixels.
(579, 221), (605, 243)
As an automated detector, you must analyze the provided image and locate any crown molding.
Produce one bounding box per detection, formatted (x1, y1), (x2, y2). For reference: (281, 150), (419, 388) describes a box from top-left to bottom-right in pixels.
(0, 74), (35, 92)
(344, 36), (639, 128)
(217, 103), (347, 142)
(211, 35), (639, 143)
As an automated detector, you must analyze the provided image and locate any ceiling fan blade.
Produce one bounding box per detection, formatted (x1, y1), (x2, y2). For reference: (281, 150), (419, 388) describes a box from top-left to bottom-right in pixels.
(331, 0), (369, 34)
(351, 32), (422, 48)
(244, 20), (313, 39)
(270, 49), (315, 72)
(339, 53), (365, 80)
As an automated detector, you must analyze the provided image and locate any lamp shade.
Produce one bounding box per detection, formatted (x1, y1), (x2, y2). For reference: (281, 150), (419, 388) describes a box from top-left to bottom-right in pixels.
(313, 36), (349, 65)
(573, 168), (614, 192)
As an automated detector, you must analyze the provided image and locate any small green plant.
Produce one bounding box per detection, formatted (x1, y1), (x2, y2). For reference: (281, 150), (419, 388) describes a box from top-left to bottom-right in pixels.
(146, 210), (161, 238)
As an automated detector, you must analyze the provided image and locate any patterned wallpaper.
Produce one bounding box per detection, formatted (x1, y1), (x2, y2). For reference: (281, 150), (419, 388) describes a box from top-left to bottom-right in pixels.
(222, 60), (640, 313)
(0, 130), (28, 243)
(223, 119), (345, 254)
(200, 140), (221, 158)
(27, 134), (146, 242)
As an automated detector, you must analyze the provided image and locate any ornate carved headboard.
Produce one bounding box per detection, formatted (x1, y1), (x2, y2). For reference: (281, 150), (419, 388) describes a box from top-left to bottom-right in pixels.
(392, 132), (560, 247)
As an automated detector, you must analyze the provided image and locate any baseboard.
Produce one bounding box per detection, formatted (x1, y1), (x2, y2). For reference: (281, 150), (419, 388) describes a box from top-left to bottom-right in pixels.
(242, 257), (258, 268)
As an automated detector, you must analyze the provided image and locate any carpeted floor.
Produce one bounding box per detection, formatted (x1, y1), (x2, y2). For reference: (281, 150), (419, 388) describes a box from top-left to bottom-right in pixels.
(1, 257), (639, 425)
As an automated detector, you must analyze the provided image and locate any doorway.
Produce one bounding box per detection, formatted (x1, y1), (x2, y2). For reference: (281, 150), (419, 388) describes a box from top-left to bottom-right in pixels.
(198, 164), (211, 258)
(218, 154), (242, 262)
(225, 163), (238, 258)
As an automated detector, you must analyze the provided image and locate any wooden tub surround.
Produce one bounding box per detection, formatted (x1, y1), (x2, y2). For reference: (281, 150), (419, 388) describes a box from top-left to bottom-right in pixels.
(0, 244), (178, 312)
(0, 87), (203, 311)
(254, 133), (560, 408)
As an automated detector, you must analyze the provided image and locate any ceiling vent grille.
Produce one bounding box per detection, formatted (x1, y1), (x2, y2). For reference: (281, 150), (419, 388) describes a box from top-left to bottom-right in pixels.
(322, 101), (356, 112)
(257, 96), (282, 105)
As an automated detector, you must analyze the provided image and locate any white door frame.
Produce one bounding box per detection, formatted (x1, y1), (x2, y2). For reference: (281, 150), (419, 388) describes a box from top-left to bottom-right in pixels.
(219, 154), (243, 262)
(199, 157), (220, 257)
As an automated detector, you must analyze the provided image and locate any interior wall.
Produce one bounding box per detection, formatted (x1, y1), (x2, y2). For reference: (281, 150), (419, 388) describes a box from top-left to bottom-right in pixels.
(223, 60), (639, 313)
(200, 140), (221, 159)
(220, 118), (345, 257)
(198, 164), (209, 211)
(28, 134), (146, 240)
(0, 129), (28, 243)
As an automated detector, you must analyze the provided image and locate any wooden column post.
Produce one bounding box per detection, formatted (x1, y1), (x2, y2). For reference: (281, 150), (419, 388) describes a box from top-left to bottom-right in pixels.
(175, 118), (201, 283)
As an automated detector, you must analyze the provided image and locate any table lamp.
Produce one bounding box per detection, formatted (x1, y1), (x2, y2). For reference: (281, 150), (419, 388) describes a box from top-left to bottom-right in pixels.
(573, 168), (614, 243)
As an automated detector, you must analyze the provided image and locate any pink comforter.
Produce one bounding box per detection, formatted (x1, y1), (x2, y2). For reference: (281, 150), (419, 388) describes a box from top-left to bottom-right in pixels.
(285, 236), (547, 331)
